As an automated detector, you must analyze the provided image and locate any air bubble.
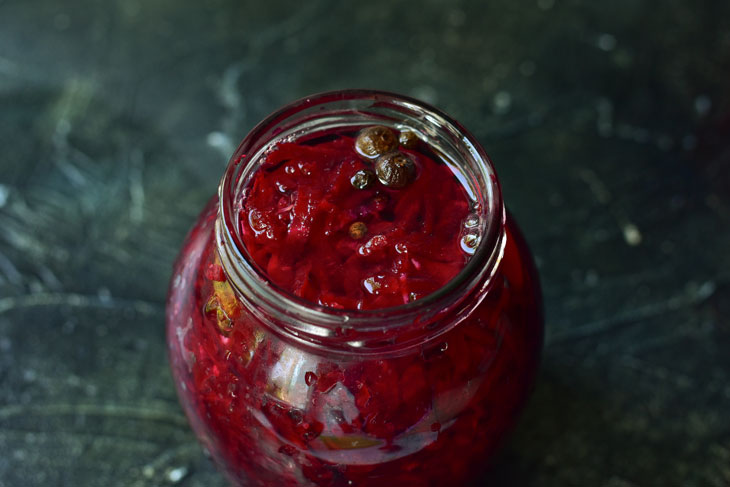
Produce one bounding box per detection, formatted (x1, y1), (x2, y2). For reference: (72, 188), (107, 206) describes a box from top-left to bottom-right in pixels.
(248, 209), (267, 235)
(363, 276), (383, 295)
(297, 161), (312, 176)
(275, 181), (290, 193)
(463, 213), (479, 229)
(460, 231), (481, 255)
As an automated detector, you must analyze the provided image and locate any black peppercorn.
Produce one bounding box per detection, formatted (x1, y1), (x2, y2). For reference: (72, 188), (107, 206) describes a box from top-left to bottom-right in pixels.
(399, 130), (419, 149)
(355, 126), (398, 159)
(374, 152), (417, 189)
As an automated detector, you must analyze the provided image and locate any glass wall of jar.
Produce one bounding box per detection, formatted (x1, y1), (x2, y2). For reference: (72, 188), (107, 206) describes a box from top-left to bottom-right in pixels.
(166, 90), (543, 487)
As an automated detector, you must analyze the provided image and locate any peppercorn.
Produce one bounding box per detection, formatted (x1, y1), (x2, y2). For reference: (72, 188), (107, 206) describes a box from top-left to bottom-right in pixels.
(350, 169), (376, 190)
(399, 129), (419, 149)
(374, 152), (417, 189)
(349, 221), (368, 240)
(355, 126), (398, 159)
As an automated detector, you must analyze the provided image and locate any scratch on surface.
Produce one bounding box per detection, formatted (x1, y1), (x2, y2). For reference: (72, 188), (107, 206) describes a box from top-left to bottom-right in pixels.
(47, 79), (97, 187)
(140, 442), (200, 477)
(578, 168), (611, 204)
(206, 0), (326, 160)
(215, 62), (245, 155)
(0, 403), (187, 426)
(620, 329), (699, 356)
(474, 107), (547, 139)
(129, 148), (146, 223)
(618, 355), (694, 387)
(0, 292), (162, 316)
(55, 159), (88, 187)
(249, 0), (325, 51)
(577, 169), (648, 247)
(0, 249), (22, 284)
(36, 265), (63, 290)
(0, 427), (172, 446)
(219, 64), (242, 111)
(549, 281), (716, 345)
(0, 214), (50, 260)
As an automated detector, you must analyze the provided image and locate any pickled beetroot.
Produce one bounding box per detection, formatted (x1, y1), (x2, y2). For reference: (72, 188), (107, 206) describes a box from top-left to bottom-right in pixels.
(239, 131), (471, 309)
(166, 92), (543, 487)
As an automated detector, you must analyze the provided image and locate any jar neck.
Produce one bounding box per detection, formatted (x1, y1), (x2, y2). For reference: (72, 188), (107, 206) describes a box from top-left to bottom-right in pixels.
(215, 90), (506, 355)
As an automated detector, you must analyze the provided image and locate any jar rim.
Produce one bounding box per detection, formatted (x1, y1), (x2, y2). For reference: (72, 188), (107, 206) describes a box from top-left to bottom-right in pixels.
(216, 89), (505, 348)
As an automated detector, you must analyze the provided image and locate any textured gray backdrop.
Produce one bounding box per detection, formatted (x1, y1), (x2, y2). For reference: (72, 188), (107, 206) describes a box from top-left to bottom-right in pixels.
(1, 0), (729, 485)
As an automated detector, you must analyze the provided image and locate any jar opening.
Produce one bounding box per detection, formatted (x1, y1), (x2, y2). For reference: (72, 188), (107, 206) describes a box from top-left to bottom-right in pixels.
(216, 90), (505, 351)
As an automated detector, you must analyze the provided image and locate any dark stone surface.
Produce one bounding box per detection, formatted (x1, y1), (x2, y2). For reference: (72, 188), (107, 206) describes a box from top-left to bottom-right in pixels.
(1, 0), (729, 485)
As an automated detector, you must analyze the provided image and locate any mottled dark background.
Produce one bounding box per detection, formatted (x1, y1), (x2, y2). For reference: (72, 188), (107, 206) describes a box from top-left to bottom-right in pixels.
(1, 0), (729, 486)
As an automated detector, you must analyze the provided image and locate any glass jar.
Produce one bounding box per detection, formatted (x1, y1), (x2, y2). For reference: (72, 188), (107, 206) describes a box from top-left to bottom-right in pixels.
(166, 90), (543, 487)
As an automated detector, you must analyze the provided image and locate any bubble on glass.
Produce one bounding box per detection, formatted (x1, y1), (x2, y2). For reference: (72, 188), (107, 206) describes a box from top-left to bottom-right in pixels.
(248, 209), (268, 236)
(463, 213), (480, 229)
(460, 230), (481, 255)
(394, 242), (408, 254)
(362, 276), (383, 295)
(272, 181), (285, 193)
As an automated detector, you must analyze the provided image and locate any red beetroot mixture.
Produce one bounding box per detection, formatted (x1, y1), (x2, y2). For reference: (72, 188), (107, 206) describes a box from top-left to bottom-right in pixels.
(239, 129), (472, 309)
(166, 121), (543, 487)
(168, 202), (542, 486)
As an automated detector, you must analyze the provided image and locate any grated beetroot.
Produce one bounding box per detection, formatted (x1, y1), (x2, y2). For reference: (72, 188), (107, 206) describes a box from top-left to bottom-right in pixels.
(239, 131), (471, 309)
